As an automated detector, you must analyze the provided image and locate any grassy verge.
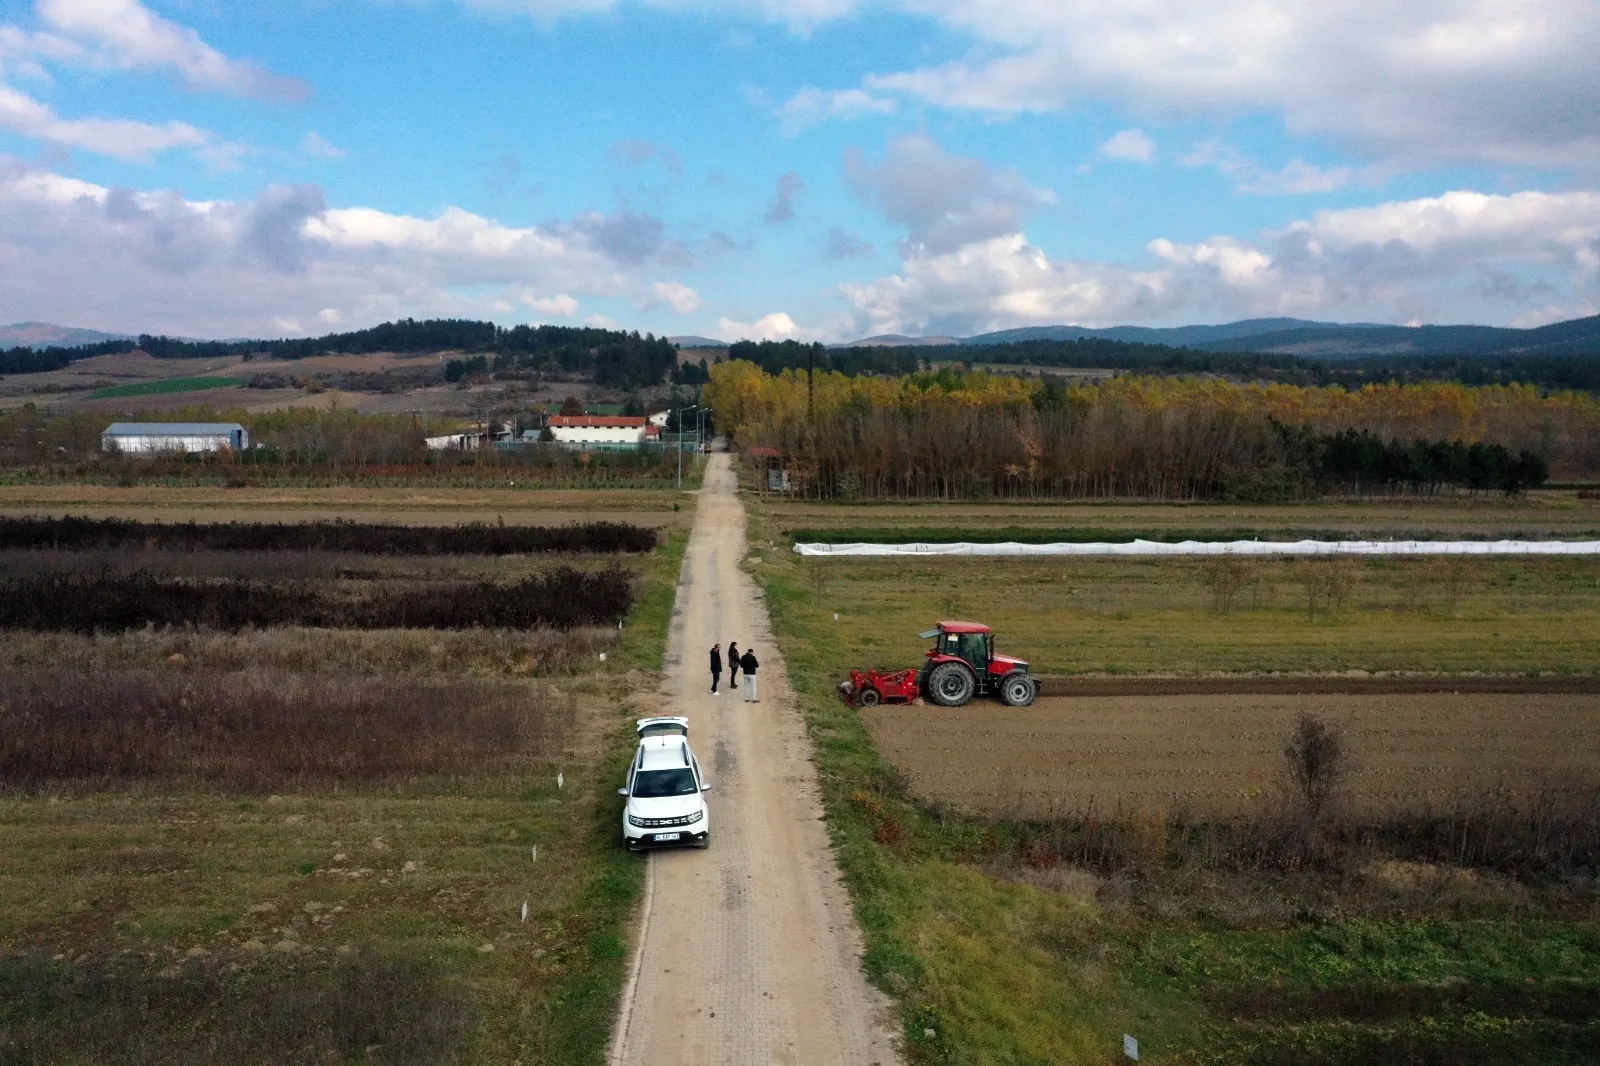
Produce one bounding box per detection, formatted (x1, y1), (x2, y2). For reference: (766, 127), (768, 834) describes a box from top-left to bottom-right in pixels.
(0, 526), (684, 1064)
(749, 500), (1600, 1064)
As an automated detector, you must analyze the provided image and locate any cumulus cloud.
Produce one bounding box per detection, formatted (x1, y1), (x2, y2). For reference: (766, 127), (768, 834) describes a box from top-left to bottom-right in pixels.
(1098, 129), (1154, 163)
(776, 86), (895, 135)
(716, 311), (802, 341)
(764, 171), (802, 224)
(822, 225), (872, 259)
(1180, 141), (1392, 196)
(652, 280), (703, 314)
(35, 0), (309, 102)
(844, 133), (1054, 255)
(839, 188), (1600, 335)
(818, 0), (1600, 169)
(0, 81), (214, 160)
(0, 158), (697, 337)
(300, 132), (346, 160)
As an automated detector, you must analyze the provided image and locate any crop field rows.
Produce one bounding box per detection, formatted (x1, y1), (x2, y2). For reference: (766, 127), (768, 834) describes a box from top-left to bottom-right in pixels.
(865, 692), (1600, 819)
(0, 497), (690, 1064)
(751, 490), (1600, 1066)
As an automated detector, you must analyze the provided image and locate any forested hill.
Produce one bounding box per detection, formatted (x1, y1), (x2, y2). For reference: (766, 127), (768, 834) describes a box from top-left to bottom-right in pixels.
(0, 318), (681, 390)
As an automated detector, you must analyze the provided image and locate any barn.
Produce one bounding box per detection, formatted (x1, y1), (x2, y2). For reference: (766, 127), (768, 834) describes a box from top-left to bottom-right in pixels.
(547, 415), (650, 448)
(101, 422), (250, 455)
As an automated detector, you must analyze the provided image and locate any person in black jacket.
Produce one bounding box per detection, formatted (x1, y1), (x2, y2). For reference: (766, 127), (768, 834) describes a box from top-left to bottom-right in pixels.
(740, 648), (759, 703)
(709, 643), (722, 695)
(727, 642), (741, 687)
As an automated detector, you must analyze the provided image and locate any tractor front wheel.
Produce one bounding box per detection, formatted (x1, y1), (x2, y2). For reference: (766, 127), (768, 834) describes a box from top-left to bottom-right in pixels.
(857, 685), (881, 707)
(1000, 672), (1036, 707)
(927, 661), (976, 707)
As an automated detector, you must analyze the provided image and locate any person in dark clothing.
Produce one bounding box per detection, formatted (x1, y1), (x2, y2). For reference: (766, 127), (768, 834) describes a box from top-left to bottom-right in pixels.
(709, 644), (722, 695)
(727, 642), (741, 687)
(740, 648), (759, 702)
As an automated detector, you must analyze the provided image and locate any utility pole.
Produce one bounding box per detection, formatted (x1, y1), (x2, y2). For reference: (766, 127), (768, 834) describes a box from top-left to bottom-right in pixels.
(675, 406), (681, 490)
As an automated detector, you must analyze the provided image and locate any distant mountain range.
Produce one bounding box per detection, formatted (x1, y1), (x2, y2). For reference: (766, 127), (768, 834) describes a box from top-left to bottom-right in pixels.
(897, 314), (1600, 360)
(13, 314), (1600, 362)
(0, 322), (134, 349)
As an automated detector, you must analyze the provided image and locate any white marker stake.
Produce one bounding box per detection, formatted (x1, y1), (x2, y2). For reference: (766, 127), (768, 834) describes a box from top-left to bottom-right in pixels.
(833, 613), (839, 621)
(520, 900), (529, 923)
(530, 845), (539, 862)
(557, 771), (564, 790)
(1123, 1034), (1139, 1060)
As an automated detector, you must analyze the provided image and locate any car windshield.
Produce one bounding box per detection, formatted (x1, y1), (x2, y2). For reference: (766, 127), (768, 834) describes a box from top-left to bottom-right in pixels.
(631, 768), (699, 797)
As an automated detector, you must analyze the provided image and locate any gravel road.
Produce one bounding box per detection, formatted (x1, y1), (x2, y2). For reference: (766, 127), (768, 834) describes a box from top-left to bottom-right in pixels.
(610, 453), (901, 1066)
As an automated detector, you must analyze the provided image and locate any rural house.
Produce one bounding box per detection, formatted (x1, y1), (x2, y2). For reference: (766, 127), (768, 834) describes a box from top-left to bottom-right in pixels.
(547, 414), (652, 448)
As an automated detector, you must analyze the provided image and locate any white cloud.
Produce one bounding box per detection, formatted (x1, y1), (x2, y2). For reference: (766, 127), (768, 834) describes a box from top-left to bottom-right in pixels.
(776, 86), (895, 135)
(764, 171), (802, 224)
(652, 280), (704, 314)
(36, 0), (310, 102)
(524, 292), (579, 316)
(0, 159), (698, 337)
(1180, 142), (1392, 196)
(1098, 128), (1154, 163)
(845, 133), (1054, 254)
(716, 311), (802, 341)
(835, 0), (1600, 169)
(300, 132), (346, 160)
(584, 312), (622, 329)
(838, 188), (1600, 335)
(0, 81), (214, 160)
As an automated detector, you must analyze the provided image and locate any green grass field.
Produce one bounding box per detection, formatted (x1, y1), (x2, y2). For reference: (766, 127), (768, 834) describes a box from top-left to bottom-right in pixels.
(91, 376), (248, 399)
(0, 500), (692, 1064)
(751, 491), (1600, 1065)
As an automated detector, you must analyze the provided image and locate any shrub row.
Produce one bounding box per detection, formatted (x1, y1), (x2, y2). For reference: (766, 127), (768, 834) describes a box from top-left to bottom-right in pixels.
(0, 669), (570, 789)
(0, 516), (657, 555)
(0, 566), (635, 633)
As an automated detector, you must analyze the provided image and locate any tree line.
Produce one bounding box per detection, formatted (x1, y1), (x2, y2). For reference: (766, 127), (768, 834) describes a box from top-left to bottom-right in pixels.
(706, 361), (1590, 499)
(726, 339), (921, 378)
(851, 337), (1600, 392)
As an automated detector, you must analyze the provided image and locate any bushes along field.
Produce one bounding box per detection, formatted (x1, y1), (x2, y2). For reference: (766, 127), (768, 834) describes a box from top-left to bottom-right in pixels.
(0, 515), (656, 554)
(0, 669), (570, 790)
(0, 566), (636, 632)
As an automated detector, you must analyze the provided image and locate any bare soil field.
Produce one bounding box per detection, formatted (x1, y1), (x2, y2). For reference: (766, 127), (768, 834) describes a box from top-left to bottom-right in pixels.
(864, 691), (1600, 819)
(0, 484), (685, 528)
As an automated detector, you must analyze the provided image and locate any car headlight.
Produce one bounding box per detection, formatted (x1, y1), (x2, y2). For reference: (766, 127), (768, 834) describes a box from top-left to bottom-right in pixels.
(686, 809), (703, 824)
(627, 812), (646, 827)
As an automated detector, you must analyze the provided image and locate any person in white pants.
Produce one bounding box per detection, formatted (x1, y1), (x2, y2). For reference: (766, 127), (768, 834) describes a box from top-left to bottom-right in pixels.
(740, 648), (759, 702)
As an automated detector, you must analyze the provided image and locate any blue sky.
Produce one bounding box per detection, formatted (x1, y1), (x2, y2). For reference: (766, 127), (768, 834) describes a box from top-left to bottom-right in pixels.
(0, 0), (1597, 341)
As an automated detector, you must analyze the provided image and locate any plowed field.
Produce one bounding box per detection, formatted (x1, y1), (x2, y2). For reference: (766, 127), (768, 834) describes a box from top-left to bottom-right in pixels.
(863, 691), (1600, 819)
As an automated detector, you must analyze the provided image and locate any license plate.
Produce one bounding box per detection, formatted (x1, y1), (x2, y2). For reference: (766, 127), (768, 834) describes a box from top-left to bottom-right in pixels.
(654, 832), (681, 842)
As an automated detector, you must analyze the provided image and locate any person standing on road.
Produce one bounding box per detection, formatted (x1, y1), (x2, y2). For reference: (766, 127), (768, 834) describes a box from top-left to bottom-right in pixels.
(727, 642), (741, 689)
(709, 643), (722, 695)
(740, 648), (759, 703)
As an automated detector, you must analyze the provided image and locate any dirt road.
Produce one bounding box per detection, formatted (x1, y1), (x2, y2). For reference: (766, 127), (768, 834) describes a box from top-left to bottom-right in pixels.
(610, 454), (900, 1066)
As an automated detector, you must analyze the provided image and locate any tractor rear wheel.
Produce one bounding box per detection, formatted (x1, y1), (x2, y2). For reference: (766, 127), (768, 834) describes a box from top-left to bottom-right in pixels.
(857, 685), (881, 707)
(927, 661), (976, 707)
(1000, 672), (1036, 707)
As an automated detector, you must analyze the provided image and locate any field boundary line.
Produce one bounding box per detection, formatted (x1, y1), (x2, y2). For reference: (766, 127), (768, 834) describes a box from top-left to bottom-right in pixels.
(1036, 675), (1600, 698)
(607, 850), (654, 1066)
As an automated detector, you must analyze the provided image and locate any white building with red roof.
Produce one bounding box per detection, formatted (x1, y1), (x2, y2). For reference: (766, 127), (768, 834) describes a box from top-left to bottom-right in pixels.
(547, 414), (649, 446)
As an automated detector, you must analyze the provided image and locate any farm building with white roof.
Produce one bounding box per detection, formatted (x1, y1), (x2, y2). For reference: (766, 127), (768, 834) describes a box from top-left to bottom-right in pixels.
(101, 422), (250, 454)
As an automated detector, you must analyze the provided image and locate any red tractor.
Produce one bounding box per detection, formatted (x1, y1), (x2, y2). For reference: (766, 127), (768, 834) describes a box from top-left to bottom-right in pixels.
(918, 621), (1036, 707)
(840, 621), (1037, 708)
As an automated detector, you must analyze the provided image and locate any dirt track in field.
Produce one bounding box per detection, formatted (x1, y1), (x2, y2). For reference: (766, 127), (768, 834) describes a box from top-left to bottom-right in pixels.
(864, 692), (1600, 819)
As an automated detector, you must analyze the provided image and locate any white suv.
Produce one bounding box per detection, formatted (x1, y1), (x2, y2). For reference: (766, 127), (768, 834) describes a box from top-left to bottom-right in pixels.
(619, 717), (711, 850)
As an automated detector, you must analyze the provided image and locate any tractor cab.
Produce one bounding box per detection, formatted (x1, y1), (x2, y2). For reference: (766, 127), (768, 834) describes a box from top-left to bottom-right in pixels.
(917, 621), (1036, 708)
(921, 622), (993, 672)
